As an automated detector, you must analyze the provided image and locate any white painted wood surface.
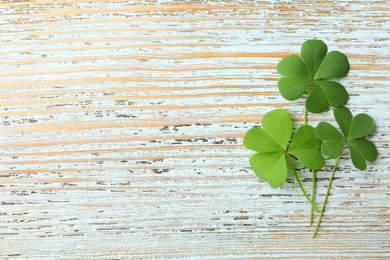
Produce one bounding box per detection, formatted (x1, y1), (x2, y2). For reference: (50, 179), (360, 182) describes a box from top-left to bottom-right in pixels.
(0, 0), (389, 258)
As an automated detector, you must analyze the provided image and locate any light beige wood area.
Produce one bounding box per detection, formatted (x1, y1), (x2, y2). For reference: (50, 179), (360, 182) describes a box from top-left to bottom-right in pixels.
(0, 0), (389, 258)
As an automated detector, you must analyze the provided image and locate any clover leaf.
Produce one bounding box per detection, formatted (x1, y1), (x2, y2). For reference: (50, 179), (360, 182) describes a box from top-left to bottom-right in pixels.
(315, 106), (377, 170)
(277, 39), (349, 113)
(243, 109), (324, 188)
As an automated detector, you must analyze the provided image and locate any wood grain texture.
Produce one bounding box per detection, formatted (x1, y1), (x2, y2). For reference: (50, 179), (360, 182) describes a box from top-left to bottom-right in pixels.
(0, 0), (389, 258)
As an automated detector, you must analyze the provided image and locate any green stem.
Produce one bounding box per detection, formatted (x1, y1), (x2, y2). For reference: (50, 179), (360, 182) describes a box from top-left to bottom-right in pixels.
(304, 108), (308, 125)
(286, 154), (319, 213)
(310, 169), (316, 225)
(304, 81), (315, 222)
(304, 81), (314, 126)
(312, 156), (341, 238)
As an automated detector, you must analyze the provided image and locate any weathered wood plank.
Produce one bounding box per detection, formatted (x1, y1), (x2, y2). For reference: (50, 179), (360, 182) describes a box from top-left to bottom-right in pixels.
(0, 0), (389, 258)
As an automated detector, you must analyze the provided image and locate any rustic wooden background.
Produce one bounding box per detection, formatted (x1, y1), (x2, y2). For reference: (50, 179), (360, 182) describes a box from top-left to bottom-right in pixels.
(0, 0), (389, 258)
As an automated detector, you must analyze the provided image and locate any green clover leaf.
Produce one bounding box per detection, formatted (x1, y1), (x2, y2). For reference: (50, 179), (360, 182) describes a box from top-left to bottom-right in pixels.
(289, 125), (324, 170)
(243, 109), (324, 188)
(277, 39), (349, 113)
(315, 106), (377, 170)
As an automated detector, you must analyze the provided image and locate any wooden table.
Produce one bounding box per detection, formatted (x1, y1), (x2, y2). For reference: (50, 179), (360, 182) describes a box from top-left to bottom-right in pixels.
(1, 0), (389, 258)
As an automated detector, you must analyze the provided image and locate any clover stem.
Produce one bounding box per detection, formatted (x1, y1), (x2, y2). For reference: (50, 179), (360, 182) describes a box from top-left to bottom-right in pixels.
(304, 81), (315, 222)
(310, 169), (316, 225)
(286, 153), (319, 213)
(312, 155), (341, 238)
(304, 81), (314, 125)
(304, 109), (308, 125)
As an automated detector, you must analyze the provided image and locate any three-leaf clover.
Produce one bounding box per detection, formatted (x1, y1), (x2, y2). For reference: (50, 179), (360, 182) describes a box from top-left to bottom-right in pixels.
(243, 109), (324, 188)
(277, 39), (349, 113)
(315, 106), (377, 170)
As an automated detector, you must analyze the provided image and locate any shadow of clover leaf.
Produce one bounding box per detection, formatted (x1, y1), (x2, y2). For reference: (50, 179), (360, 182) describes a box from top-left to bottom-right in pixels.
(243, 109), (324, 188)
(277, 39), (349, 113)
(315, 106), (377, 170)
